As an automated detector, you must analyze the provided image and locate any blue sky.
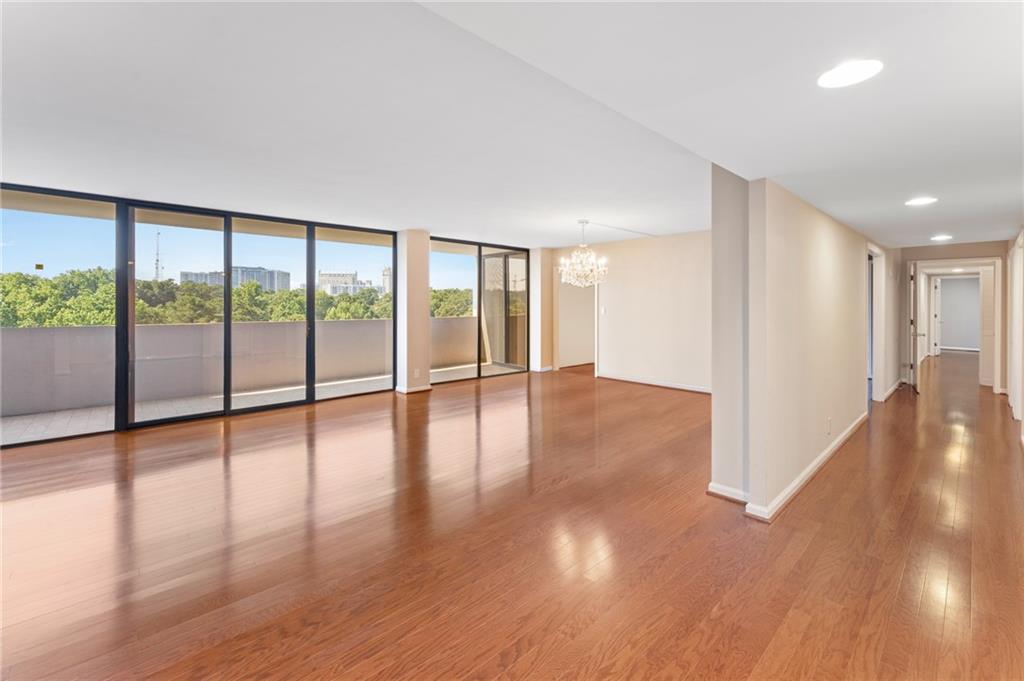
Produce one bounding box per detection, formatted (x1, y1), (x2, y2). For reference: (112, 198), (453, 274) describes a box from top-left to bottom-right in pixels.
(2, 209), (478, 291)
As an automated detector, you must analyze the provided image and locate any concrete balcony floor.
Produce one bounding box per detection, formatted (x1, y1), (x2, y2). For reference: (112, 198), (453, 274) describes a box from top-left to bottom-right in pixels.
(1, 374), (393, 446)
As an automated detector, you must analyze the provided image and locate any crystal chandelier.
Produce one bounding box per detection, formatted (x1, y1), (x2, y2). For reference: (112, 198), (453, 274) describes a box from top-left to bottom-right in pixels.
(558, 220), (607, 288)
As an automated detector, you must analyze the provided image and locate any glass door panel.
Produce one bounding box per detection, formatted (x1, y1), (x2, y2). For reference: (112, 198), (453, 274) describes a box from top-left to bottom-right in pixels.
(314, 227), (393, 399)
(429, 240), (479, 383)
(230, 218), (306, 410)
(0, 190), (116, 444)
(481, 247), (527, 376)
(131, 208), (224, 422)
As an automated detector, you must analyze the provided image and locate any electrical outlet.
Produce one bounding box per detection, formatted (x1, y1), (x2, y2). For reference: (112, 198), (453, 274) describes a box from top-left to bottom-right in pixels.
(827, 417), (832, 436)
(414, 368), (421, 379)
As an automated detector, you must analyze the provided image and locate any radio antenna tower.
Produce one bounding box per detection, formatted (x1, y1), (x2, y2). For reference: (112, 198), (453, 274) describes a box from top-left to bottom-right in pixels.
(154, 228), (162, 280)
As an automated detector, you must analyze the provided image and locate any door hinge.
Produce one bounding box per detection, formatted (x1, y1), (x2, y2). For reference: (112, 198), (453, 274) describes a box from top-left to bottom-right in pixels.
(911, 275), (915, 282)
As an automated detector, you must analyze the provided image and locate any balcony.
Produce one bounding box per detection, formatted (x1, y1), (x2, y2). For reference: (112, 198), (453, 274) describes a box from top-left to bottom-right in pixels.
(1, 314), (524, 445)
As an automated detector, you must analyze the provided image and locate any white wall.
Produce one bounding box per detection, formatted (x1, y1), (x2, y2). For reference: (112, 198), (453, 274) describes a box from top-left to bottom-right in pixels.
(557, 281), (595, 367)
(584, 232), (712, 392)
(940, 277), (981, 350)
(747, 180), (868, 519)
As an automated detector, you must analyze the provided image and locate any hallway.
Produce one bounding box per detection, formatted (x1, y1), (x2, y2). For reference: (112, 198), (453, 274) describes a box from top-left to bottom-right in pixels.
(2, 356), (1023, 680)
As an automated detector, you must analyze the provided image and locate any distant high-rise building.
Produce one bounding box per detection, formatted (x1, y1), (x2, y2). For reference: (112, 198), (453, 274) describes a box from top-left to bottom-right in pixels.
(318, 270), (373, 295)
(180, 270), (225, 287)
(232, 266), (290, 292)
(180, 266), (290, 292)
(381, 266), (392, 294)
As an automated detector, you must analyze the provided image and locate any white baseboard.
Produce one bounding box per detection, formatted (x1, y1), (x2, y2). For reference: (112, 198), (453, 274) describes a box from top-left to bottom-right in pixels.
(595, 371), (710, 394)
(396, 385), (431, 394)
(940, 346), (979, 352)
(880, 380), (902, 402)
(530, 366), (553, 373)
(707, 482), (748, 503)
(744, 411), (868, 522)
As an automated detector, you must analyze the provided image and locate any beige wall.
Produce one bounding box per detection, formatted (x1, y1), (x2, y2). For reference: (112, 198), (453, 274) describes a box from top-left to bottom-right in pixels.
(872, 245), (903, 398)
(747, 180), (869, 516)
(529, 248), (554, 370)
(556, 280), (595, 368)
(710, 164), (750, 499)
(555, 232), (711, 392)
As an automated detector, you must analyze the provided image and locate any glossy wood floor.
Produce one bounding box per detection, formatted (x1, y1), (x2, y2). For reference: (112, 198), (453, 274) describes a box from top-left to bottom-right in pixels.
(2, 354), (1023, 680)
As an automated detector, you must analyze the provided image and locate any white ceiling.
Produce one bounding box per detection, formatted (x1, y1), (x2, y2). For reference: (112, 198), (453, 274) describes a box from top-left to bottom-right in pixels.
(427, 1), (1023, 248)
(4, 3), (1021, 250)
(1, 2), (709, 248)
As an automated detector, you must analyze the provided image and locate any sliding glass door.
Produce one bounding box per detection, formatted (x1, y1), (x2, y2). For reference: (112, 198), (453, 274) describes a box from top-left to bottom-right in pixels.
(314, 227), (394, 399)
(430, 240), (479, 383)
(429, 238), (528, 383)
(130, 208), (225, 423)
(481, 247), (528, 376)
(0, 190), (117, 445)
(230, 218), (307, 410)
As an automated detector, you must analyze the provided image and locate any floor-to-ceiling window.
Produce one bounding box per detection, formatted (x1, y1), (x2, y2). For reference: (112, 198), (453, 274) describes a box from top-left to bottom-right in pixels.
(1, 183), (397, 446)
(0, 190), (117, 444)
(430, 239), (480, 383)
(429, 238), (528, 383)
(131, 208), (225, 423)
(230, 218), (307, 410)
(314, 227), (394, 398)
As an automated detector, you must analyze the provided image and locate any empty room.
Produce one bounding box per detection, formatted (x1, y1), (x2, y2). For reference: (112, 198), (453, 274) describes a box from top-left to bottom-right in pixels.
(1, 3), (1022, 680)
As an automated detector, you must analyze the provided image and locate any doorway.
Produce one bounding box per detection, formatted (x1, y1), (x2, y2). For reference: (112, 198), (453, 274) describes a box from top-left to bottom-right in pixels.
(908, 258), (1000, 393)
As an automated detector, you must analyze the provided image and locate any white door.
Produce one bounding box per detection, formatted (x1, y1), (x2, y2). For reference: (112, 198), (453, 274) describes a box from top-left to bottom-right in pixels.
(932, 278), (942, 356)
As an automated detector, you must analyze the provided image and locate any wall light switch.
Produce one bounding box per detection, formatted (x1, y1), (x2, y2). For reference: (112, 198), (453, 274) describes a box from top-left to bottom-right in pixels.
(414, 368), (421, 379)
(600, 306), (606, 315)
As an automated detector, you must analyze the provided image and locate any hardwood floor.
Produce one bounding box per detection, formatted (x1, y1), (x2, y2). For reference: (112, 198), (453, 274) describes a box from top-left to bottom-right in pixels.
(2, 353), (1022, 680)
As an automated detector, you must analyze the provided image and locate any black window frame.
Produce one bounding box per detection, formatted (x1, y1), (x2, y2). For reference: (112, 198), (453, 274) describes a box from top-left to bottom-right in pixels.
(0, 182), (398, 446)
(428, 236), (530, 384)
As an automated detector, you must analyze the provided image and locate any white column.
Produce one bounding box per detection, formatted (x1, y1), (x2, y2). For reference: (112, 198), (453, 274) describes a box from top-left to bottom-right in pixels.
(396, 229), (431, 393)
(709, 164), (750, 503)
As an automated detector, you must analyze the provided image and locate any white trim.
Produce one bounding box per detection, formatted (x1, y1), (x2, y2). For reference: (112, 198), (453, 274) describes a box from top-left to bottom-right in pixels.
(396, 385), (432, 394)
(880, 380), (902, 402)
(595, 371), (710, 394)
(707, 482), (748, 503)
(744, 411), (868, 522)
(939, 346), (979, 352)
(531, 366), (553, 373)
(995, 388), (1008, 395)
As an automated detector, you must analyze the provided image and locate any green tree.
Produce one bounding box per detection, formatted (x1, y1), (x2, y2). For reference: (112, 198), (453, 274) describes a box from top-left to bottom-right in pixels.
(267, 288), (306, 321)
(370, 292), (392, 319)
(314, 290), (335, 320)
(164, 281), (223, 323)
(52, 281), (116, 326)
(136, 279), (179, 308)
(326, 292), (370, 320)
(135, 298), (169, 325)
(430, 288), (473, 318)
(231, 281), (269, 321)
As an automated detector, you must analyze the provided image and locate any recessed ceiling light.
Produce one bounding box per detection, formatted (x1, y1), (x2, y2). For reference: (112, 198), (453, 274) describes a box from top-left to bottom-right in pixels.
(905, 196), (938, 207)
(931, 234), (953, 242)
(952, 268), (964, 273)
(817, 59), (884, 88)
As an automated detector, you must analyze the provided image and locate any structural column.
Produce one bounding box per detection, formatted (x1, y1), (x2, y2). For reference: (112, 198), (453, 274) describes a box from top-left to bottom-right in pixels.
(529, 248), (554, 372)
(396, 229), (431, 393)
(709, 164), (750, 503)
